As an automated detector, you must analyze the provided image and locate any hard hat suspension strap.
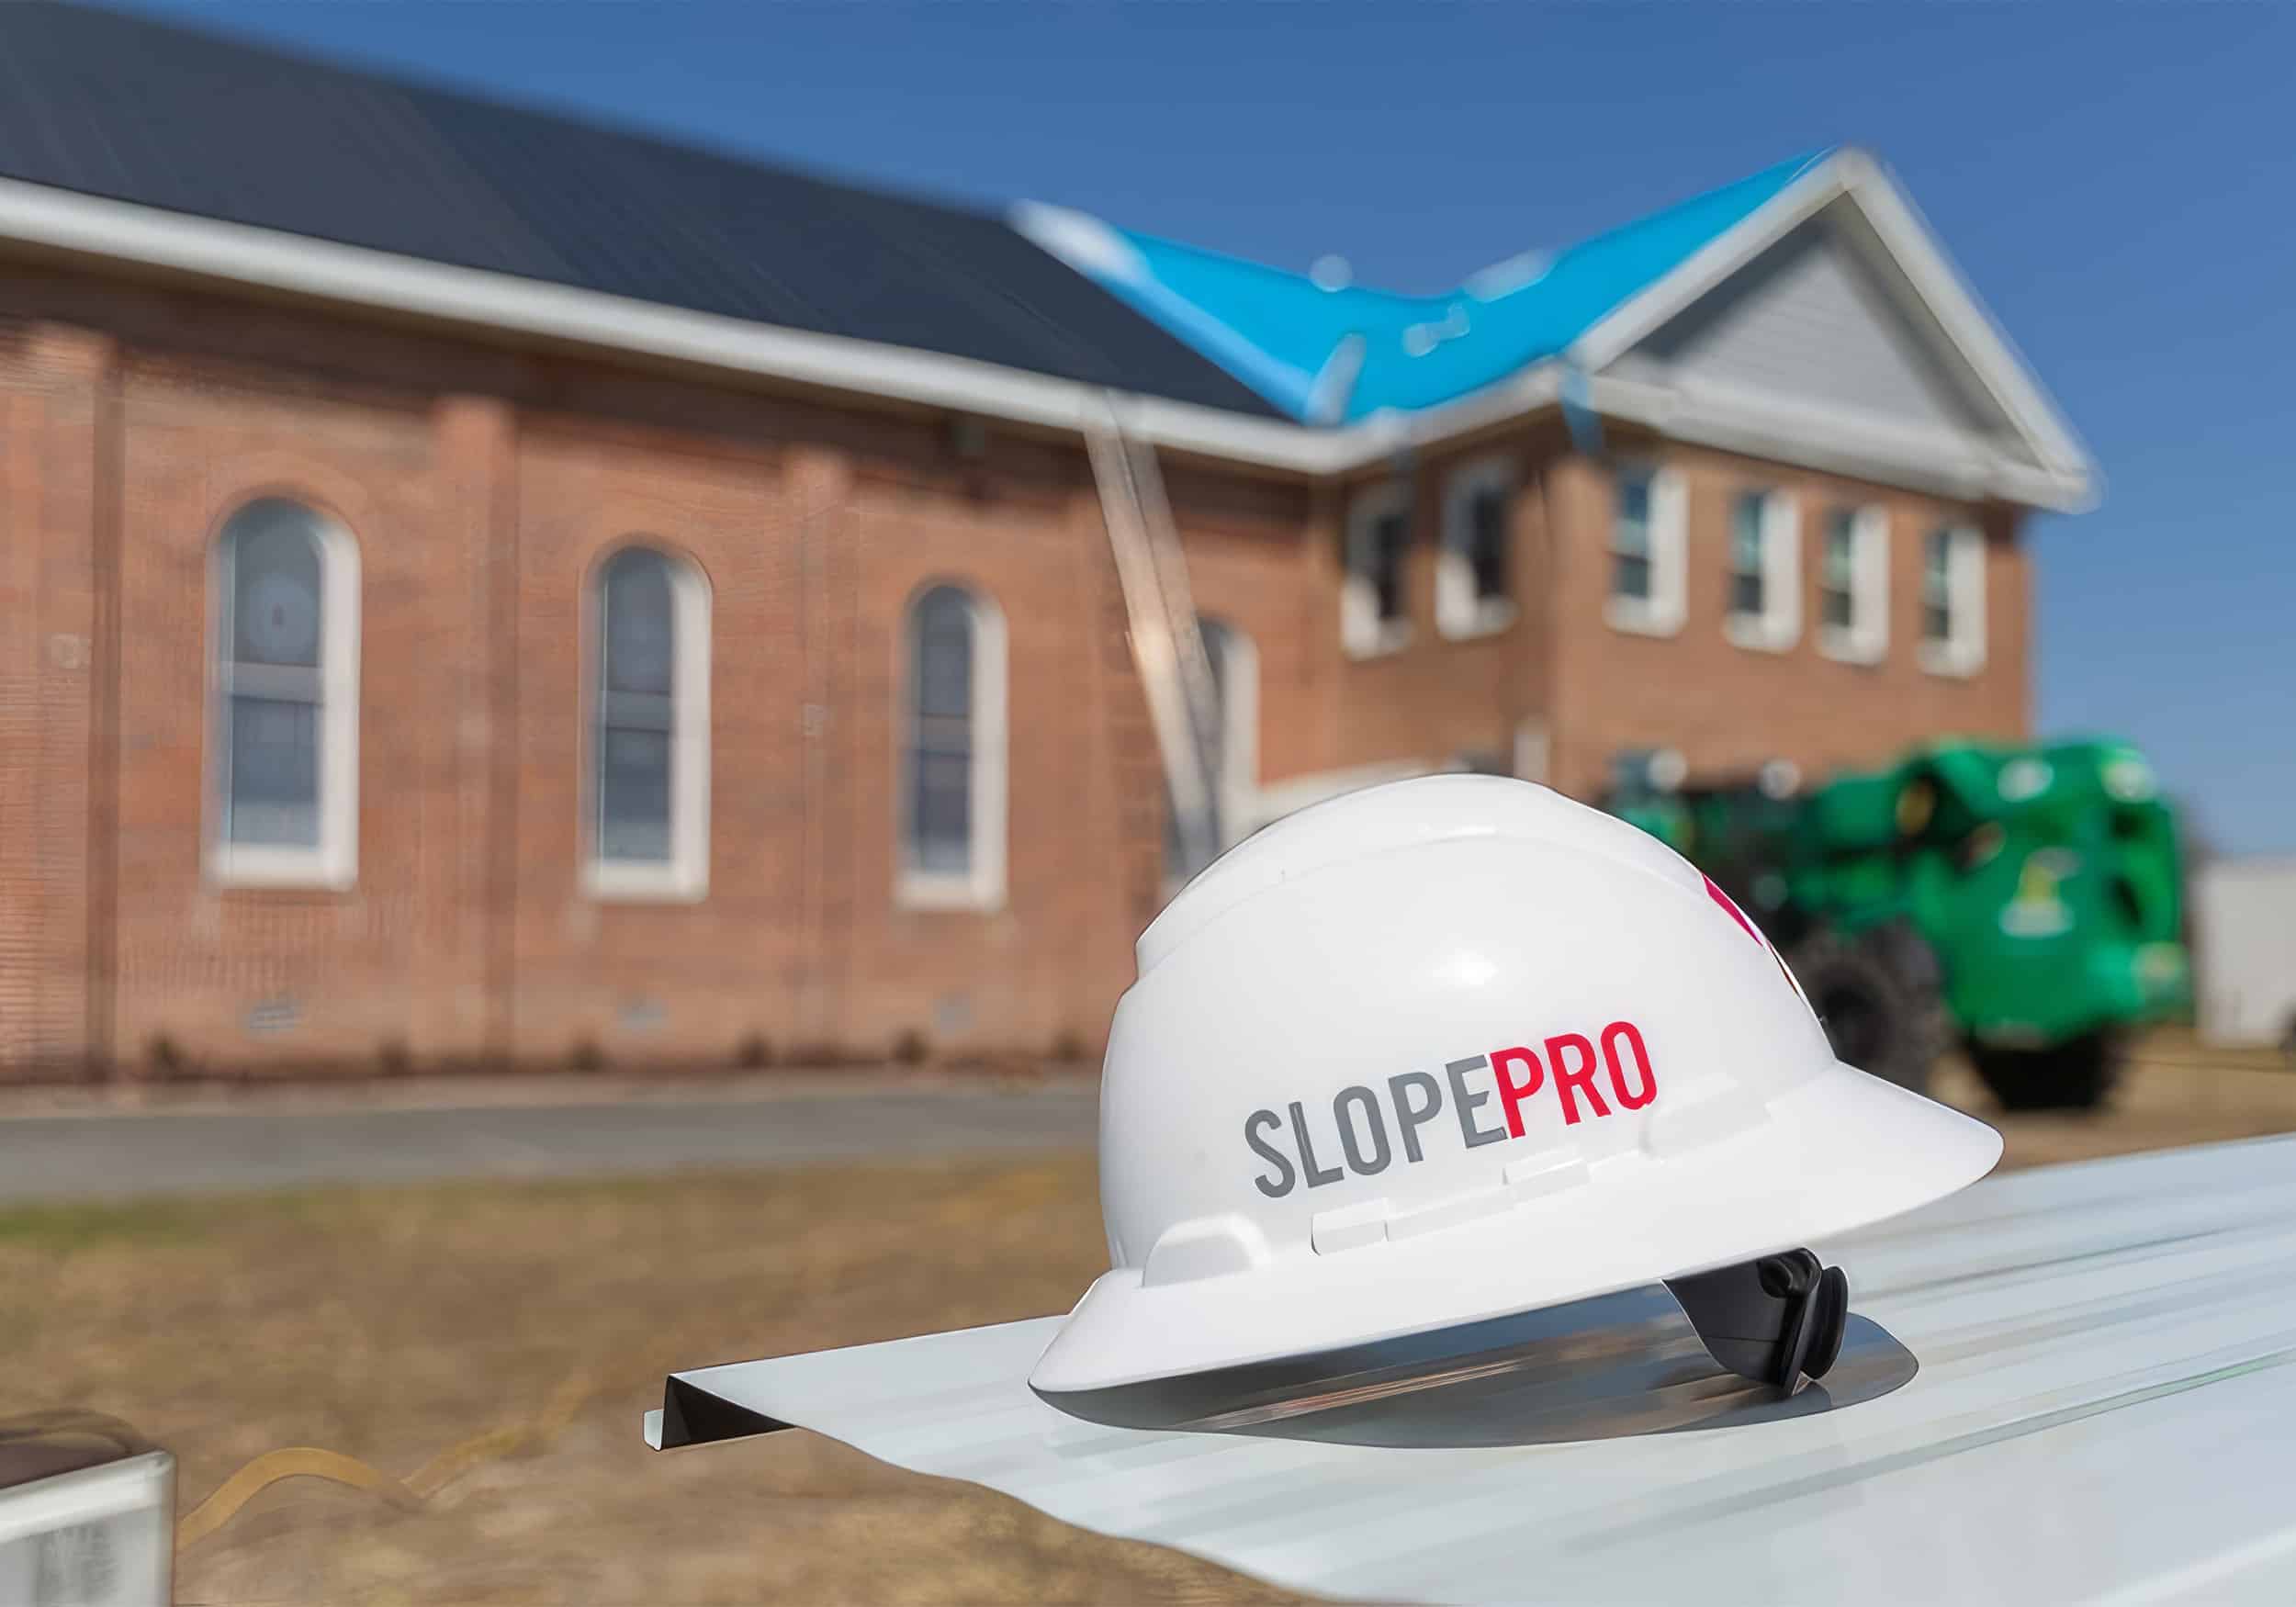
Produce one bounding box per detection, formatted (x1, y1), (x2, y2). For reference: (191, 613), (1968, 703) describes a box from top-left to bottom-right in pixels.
(1664, 1249), (1850, 1390)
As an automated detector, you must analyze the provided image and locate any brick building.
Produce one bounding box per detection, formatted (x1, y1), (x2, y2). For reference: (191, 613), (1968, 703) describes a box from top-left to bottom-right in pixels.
(0, 6), (2095, 1077)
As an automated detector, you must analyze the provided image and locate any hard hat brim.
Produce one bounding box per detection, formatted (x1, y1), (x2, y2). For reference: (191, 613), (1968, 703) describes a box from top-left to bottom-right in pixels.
(1030, 1061), (2000, 1395)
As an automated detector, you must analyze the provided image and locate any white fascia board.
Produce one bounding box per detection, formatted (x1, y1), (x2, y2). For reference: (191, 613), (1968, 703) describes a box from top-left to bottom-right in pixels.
(1569, 152), (1851, 376)
(0, 172), (2091, 511)
(1566, 150), (2098, 511)
(1829, 152), (2094, 478)
(0, 174), (1341, 473)
(1318, 365), (1569, 478)
(1590, 370), (2092, 512)
(1310, 360), (2087, 511)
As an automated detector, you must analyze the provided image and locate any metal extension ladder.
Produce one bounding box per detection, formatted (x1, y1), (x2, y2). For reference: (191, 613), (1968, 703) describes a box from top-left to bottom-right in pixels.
(1085, 404), (1224, 881)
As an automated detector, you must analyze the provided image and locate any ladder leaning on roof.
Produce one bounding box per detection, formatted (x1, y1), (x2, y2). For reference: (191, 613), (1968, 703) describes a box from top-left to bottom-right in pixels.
(1085, 399), (1224, 882)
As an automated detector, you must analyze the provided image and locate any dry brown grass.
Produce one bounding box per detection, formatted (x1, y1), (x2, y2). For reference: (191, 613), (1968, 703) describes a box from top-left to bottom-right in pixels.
(3, 1045), (2290, 1605)
(0, 1154), (1305, 1605)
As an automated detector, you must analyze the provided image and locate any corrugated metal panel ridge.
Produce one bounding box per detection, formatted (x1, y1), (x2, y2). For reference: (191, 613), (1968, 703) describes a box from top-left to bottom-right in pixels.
(670, 1136), (2296, 1605)
(0, 2), (1288, 418)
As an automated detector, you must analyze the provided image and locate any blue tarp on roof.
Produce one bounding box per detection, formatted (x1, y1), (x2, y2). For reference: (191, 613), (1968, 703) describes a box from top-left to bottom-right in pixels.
(1031, 151), (1830, 424)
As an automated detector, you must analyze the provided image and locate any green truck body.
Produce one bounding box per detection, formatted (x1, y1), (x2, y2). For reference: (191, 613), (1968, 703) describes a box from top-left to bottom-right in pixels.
(1610, 737), (2189, 1107)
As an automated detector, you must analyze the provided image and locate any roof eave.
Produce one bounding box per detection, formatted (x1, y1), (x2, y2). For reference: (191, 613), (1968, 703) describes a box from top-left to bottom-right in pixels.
(0, 174), (1336, 474)
(0, 171), (2096, 511)
(1580, 369), (2096, 513)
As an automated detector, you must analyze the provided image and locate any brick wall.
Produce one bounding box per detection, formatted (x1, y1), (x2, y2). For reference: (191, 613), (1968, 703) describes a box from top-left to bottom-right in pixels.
(1323, 430), (1561, 780)
(0, 325), (110, 1073)
(0, 265), (1213, 1075)
(0, 262), (2036, 1079)
(1542, 440), (2030, 798)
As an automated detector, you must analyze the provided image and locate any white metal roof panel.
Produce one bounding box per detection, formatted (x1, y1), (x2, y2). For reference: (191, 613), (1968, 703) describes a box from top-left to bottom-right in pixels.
(648, 1136), (2296, 1604)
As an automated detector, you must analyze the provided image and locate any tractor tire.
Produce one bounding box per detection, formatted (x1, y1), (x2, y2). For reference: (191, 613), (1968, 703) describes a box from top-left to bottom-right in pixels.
(1970, 1032), (2123, 1113)
(1786, 926), (1948, 1095)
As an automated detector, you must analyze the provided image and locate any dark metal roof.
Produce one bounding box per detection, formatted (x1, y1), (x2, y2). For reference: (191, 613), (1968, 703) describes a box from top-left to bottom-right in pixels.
(0, 3), (1288, 419)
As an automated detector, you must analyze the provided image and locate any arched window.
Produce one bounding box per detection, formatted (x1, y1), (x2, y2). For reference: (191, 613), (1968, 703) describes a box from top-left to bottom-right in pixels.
(1165, 616), (1260, 882)
(899, 583), (1006, 909)
(587, 545), (710, 900)
(210, 498), (359, 888)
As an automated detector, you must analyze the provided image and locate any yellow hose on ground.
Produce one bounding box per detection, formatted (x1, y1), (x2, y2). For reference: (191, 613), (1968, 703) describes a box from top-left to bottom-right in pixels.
(174, 1449), (422, 1547)
(174, 1373), (595, 1551)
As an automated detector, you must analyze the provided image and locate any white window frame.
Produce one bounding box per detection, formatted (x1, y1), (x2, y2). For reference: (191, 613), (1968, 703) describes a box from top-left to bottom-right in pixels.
(1818, 505), (1890, 665)
(1919, 523), (1988, 678)
(1604, 463), (1687, 637)
(1342, 480), (1414, 659)
(1435, 455), (1517, 640)
(582, 545), (712, 904)
(1723, 488), (1801, 654)
(205, 500), (362, 892)
(896, 583), (1008, 913)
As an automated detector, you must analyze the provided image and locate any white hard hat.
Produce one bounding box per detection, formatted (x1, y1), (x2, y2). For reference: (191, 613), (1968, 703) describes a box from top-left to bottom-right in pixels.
(1030, 774), (2000, 1395)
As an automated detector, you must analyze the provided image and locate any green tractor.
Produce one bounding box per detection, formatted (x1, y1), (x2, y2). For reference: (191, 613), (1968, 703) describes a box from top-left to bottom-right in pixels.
(1606, 738), (2190, 1110)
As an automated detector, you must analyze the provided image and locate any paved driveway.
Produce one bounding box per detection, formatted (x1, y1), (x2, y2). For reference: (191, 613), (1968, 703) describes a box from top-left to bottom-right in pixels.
(0, 1081), (1100, 1202)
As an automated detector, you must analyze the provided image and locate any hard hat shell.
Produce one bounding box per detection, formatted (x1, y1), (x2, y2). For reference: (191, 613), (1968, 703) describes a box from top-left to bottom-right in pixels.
(1030, 774), (2000, 1395)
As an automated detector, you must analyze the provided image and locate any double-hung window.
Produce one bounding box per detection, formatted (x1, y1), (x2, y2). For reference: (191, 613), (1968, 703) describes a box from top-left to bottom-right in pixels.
(1343, 483), (1413, 657)
(1920, 524), (1987, 676)
(1723, 489), (1799, 653)
(1605, 466), (1686, 635)
(1818, 506), (1889, 664)
(1436, 459), (1516, 638)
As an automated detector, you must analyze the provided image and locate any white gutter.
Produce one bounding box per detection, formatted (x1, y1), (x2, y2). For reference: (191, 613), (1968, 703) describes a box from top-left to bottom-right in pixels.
(1304, 359), (2088, 511)
(0, 174), (2090, 509)
(1585, 370), (2092, 512)
(0, 174), (1339, 473)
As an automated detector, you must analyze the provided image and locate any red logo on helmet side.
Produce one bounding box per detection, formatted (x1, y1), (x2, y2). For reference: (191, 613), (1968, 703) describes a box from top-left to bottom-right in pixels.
(1705, 874), (1804, 1002)
(1243, 1019), (1660, 1199)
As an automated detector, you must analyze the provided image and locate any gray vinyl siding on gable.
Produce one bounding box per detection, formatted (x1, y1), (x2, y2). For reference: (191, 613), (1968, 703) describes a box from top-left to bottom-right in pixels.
(1616, 217), (2010, 448)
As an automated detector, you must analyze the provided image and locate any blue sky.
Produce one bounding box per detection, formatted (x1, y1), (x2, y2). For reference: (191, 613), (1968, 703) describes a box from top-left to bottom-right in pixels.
(118, 0), (2295, 854)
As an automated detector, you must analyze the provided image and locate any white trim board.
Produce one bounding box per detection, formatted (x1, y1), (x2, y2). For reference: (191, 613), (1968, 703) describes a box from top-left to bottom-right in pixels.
(0, 160), (2094, 511)
(0, 175), (1337, 471)
(1570, 149), (2096, 509)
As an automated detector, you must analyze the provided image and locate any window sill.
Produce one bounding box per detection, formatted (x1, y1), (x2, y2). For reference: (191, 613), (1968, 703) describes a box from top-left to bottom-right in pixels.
(1342, 622), (1413, 661)
(1603, 597), (1682, 638)
(1436, 600), (1517, 642)
(1818, 628), (1887, 666)
(1919, 642), (1986, 680)
(207, 849), (355, 893)
(896, 871), (1005, 914)
(585, 860), (709, 904)
(1724, 615), (1799, 655)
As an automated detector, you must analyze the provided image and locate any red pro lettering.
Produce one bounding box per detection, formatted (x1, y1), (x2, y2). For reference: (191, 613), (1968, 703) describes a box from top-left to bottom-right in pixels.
(1545, 1032), (1610, 1125)
(1490, 1046), (1545, 1138)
